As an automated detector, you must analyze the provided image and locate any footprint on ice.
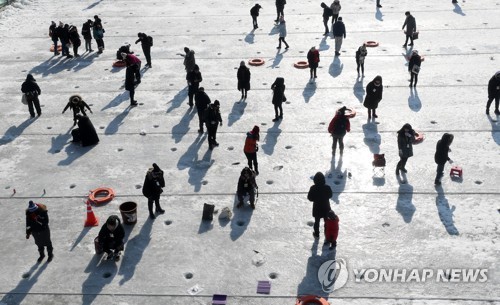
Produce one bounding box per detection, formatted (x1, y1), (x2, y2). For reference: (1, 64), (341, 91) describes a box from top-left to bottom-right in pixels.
(273, 165), (283, 171)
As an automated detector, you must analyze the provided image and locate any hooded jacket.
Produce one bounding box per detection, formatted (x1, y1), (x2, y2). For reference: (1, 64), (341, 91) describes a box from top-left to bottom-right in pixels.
(488, 71), (500, 98)
(250, 4), (262, 16)
(98, 215), (125, 249)
(321, 2), (333, 18)
(63, 95), (92, 114)
(435, 133), (454, 164)
(26, 203), (49, 235)
(244, 127), (260, 153)
(363, 76), (383, 109)
(307, 172), (333, 218)
(21, 74), (41, 96)
(332, 19), (346, 38)
(328, 107), (350, 136)
(271, 77), (286, 105)
(184, 50), (196, 72)
(397, 123), (415, 158)
(142, 165), (165, 198)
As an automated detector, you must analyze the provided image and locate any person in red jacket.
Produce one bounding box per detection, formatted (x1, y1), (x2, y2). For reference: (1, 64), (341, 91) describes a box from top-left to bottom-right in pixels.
(328, 106), (351, 157)
(324, 210), (339, 250)
(307, 46), (320, 80)
(243, 125), (260, 175)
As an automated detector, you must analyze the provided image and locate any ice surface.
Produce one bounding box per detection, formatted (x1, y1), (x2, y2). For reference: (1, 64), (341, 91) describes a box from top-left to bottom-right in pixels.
(0, 0), (499, 304)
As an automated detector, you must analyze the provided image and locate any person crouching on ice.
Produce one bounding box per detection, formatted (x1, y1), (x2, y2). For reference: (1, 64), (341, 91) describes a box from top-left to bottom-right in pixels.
(98, 215), (125, 261)
(237, 167), (258, 209)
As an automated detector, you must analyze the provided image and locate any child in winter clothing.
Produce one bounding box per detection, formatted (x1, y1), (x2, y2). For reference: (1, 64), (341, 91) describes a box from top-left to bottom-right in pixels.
(244, 125), (260, 175)
(307, 46), (320, 79)
(324, 210), (339, 250)
(26, 201), (53, 263)
(434, 133), (454, 185)
(98, 215), (125, 261)
(237, 167), (258, 209)
(328, 106), (351, 157)
(62, 95), (93, 125)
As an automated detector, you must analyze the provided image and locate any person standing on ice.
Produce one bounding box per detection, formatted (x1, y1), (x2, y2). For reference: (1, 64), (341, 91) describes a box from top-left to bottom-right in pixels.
(396, 123), (415, 175)
(486, 71), (500, 115)
(363, 75), (383, 120)
(68, 25), (81, 57)
(330, 0), (341, 27)
(26, 201), (53, 263)
(321, 2), (333, 36)
(355, 43), (367, 77)
(21, 74), (42, 118)
(237, 61), (251, 99)
(250, 3), (262, 30)
(195, 87), (211, 133)
(187, 64), (202, 108)
(308, 172), (332, 239)
(244, 125), (260, 175)
(60, 24), (73, 58)
(332, 16), (346, 56)
(49, 21), (60, 55)
(93, 15), (105, 53)
(271, 77), (286, 121)
(204, 100), (223, 150)
(277, 18), (289, 49)
(324, 210), (339, 250)
(434, 133), (454, 185)
(402, 11), (416, 47)
(307, 46), (320, 80)
(408, 50), (421, 87)
(142, 163), (166, 219)
(275, 0), (286, 22)
(237, 167), (258, 209)
(81, 20), (93, 52)
(62, 95), (93, 126)
(328, 106), (351, 157)
(98, 215), (125, 261)
(125, 65), (138, 106)
(178, 47), (196, 76)
(135, 32), (153, 68)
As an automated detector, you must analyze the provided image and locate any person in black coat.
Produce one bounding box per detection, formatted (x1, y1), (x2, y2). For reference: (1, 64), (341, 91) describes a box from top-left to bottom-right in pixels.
(332, 16), (346, 56)
(49, 21), (59, 55)
(321, 2), (333, 35)
(204, 100), (223, 149)
(61, 24), (73, 58)
(275, 0), (286, 22)
(237, 167), (258, 209)
(402, 11), (416, 47)
(187, 65), (202, 107)
(62, 95), (93, 126)
(142, 163), (166, 219)
(250, 4), (262, 29)
(408, 50), (422, 87)
(98, 215), (125, 261)
(308, 172), (332, 239)
(486, 71), (500, 115)
(68, 25), (81, 57)
(195, 87), (211, 133)
(363, 75), (383, 119)
(21, 74), (42, 118)
(26, 201), (53, 263)
(81, 19), (93, 52)
(135, 32), (153, 68)
(72, 114), (99, 146)
(271, 77), (286, 121)
(396, 123), (415, 175)
(434, 133), (454, 185)
(237, 61), (251, 99)
(125, 66), (138, 106)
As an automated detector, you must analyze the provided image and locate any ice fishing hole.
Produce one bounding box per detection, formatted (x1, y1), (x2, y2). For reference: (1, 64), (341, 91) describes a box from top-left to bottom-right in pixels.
(382, 222), (390, 227)
(227, 146), (234, 151)
(184, 272), (194, 279)
(202, 180), (208, 185)
(430, 120), (437, 124)
(153, 125), (159, 128)
(285, 145), (292, 149)
(232, 162), (241, 165)
(47, 126), (52, 129)
(269, 272), (278, 279)
(261, 123), (267, 126)
(171, 148), (177, 151)
(307, 221), (314, 227)
(99, 126), (104, 129)
(237, 220), (245, 226)
(135, 184), (141, 189)
(117, 148), (123, 152)
(54, 149), (60, 153)
(69, 184), (76, 189)
(215, 83), (219, 86)
(5, 186), (10, 189)
(165, 220), (173, 225)
(319, 122), (325, 125)
(285, 101), (291, 104)
(266, 180), (274, 185)
(475, 181), (482, 185)
(22, 273), (30, 279)
(457, 79), (462, 82)
(273, 165), (283, 171)
(103, 272), (112, 278)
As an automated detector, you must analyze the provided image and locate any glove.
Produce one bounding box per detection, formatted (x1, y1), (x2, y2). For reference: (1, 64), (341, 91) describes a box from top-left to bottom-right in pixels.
(26, 233), (30, 239)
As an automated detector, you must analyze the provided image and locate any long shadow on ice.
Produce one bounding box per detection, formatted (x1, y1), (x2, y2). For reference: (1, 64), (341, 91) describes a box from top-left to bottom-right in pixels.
(435, 185), (459, 235)
(81, 255), (117, 305)
(487, 115), (500, 145)
(319, 36), (330, 52)
(328, 156), (346, 204)
(362, 121), (380, 154)
(296, 240), (330, 298)
(48, 128), (72, 154)
(101, 92), (129, 111)
(83, 0), (104, 10)
(302, 80), (317, 103)
(270, 49), (286, 69)
(375, 7), (384, 21)
(57, 142), (94, 166)
(70, 226), (92, 252)
(0, 263), (47, 305)
(396, 182), (415, 223)
(230, 197), (254, 241)
(104, 107), (131, 135)
(408, 87), (421, 112)
(228, 99), (247, 127)
(166, 87), (188, 113)
(453, 3), (466, 16)
(328, 56), (343, 78)
(244, 30), (255, 44)
(353, 76), (365, 103)
(188, 147), (213, 192)
(30, 57), (75, 77)
(172, 109), (196, 143)
(0, 118), (36, 146)
(118, 219), (153, 285)
(261, 120), (282, 156)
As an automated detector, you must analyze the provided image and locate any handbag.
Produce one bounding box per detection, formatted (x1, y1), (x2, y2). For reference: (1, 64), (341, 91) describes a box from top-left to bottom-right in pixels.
(21, 93), (28, 105)
(412, 31), (419, 40)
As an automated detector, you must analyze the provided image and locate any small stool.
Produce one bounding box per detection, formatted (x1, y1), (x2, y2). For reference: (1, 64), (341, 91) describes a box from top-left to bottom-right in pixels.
(450, 166), (463, 178)
(212, 294), (227, 305)
(257, 280), (271, 294)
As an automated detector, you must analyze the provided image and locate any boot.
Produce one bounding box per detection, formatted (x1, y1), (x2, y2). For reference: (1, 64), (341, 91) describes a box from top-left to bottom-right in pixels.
(47, 253), (54, 262)
(37, 250), (45, 263)
(156, 207), (165, 214)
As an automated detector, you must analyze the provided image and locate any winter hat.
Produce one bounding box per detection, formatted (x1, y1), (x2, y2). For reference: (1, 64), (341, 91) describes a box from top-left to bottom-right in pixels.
(213, 100), (220, 106)
(106, 215), (119, 227)
(252, 125), (260, 133)
(328, 210), (337, 220)
(240, 61), (245, 66)
(184, 47), (190, 53)
(338, 106), (347, 114)
(338, 16), (342, 21)
(405, 11), (410, 16)
(121, 52), (128, 60)
(413, 50), (419, 55)
(26, 74), (35, 82)
(94, 15), (99, 19)
(495, 71), (500, 79)
(152, 163), (161, 171)
(28, 201), (38, 212)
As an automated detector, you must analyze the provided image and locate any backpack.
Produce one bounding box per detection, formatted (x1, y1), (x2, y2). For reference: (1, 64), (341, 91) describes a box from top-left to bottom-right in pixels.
(148, 36), (153, 46)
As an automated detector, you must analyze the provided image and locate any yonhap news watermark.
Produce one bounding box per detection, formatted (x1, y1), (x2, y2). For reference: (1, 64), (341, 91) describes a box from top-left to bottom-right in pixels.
(353, 268), (488, 283)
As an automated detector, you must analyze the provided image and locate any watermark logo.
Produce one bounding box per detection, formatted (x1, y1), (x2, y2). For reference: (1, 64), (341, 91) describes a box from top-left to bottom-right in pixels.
(353, 268), (488, 283)
(318, 258), (349, 292)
